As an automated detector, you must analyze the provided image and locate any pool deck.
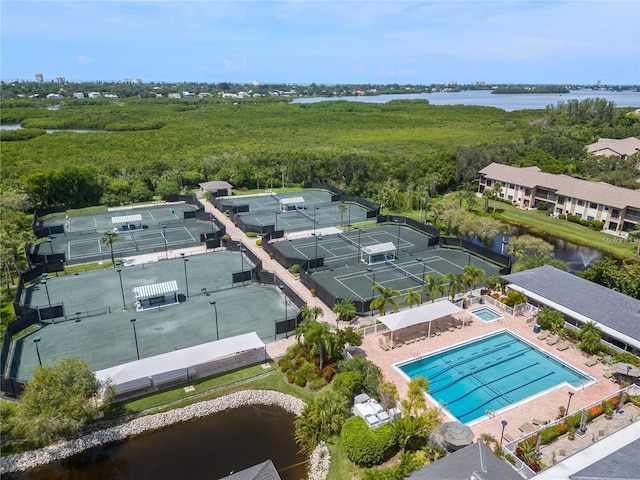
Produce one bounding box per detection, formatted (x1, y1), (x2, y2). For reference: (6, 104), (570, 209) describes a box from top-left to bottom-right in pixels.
(359, 307), (624, 443)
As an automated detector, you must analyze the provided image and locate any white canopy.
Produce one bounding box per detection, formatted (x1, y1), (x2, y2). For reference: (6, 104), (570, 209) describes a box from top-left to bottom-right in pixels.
(378, 301), (464, 348)
(95, 332), (265, 386)
(133, 280), (178, 300)
(279, 197), (305, 206)
(379, 300), (463, 332)
(111, 214), (143, 224)
(362, 242), (396, 255)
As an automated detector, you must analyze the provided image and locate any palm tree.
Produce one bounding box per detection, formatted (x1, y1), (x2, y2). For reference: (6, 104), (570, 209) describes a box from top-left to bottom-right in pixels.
(337, 203), (347, 226)
(444, 272), (466, 302)
(579, 321), (602, 354)
(492, 181), (503, 213)
(301, 305), (324, 322)
(404, 288), (421, 308)
(100, 231), (119, 267)
(463, 265), (485, 297)
(296, 318), (332, 370)
(421, 274), (447, 303)
(370, 285), (400, 316)
(333, 298), (356, 325)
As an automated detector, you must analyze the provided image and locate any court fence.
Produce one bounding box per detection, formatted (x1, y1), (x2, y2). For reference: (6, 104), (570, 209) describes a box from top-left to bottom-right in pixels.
(214, 182), (381, 234)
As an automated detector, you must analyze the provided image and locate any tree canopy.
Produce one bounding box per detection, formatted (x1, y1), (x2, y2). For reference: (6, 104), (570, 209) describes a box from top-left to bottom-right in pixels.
(14, 357), (103, 446)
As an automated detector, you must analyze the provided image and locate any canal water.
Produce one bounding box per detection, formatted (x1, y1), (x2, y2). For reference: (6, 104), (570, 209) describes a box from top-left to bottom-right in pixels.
(6, 404), (307, 480)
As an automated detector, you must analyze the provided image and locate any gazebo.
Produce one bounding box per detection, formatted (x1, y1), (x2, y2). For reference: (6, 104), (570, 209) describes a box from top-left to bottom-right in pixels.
(361, 242), (396, 264)
(133, 280), (179, 310)
(278, 197), (305, 212)
(377, 301), (464, 348)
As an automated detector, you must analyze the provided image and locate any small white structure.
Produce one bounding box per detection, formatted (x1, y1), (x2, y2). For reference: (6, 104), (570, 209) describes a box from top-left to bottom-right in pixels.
(361, 242), (396, 264)
(279, 197), (305, 212)
(353, 393), (400, 428)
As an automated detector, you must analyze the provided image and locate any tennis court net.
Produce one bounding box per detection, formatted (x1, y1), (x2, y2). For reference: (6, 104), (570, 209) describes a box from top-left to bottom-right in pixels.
(338, 232), (361, 249)
(129, 231), (139, 251)
(296, 208), (318, 224)
(385, 260), (424, 286)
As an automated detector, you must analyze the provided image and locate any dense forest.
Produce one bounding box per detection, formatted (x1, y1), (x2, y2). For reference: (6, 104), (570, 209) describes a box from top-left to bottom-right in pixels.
(1, 94), (639, 209)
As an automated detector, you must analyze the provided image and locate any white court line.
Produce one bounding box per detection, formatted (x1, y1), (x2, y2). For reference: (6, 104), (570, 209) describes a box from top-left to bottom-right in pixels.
(94, 217), (98, 228)
(147, 210), (156, 221)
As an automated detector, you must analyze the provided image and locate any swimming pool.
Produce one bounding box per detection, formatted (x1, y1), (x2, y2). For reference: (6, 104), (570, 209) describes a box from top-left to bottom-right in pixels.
(397, 330), (594, 424)
(470, 306), (502, 322)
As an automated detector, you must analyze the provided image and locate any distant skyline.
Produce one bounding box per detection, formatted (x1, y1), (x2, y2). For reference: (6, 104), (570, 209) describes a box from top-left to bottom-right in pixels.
(2, 1), (639, 85)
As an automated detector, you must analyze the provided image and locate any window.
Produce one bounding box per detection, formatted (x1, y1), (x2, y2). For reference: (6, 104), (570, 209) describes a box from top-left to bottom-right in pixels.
(525, 188), (531, 196)
(589, 203), (598, 209)
(577, 200), (585, 207)
(612, 209), (620, 217)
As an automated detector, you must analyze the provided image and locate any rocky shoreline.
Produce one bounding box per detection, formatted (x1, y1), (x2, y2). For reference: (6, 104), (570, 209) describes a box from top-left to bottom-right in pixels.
(1, 390), (330, 479)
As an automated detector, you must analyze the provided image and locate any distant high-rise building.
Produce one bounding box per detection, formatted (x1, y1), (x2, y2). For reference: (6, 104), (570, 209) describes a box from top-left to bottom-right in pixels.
(55, 76), (66, 84)
(35, 73), (44, 83)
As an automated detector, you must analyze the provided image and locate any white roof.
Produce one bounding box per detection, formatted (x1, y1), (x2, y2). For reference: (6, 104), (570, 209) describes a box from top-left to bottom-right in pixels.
(362, 242), (396, 255)
(379, 300), (463, 332)
(279, 197), (305, 205)
(95, 332), (265, 385)
(133, 280), (178, 299)
(112, 214), (142, 224)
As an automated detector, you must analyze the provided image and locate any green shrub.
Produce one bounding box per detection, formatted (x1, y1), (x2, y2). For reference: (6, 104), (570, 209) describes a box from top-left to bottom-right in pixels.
(558, 213), (567, 220)
(341, 416), (398, 467)
(221, 234), (231, 241)
(539, 425), (560, 444)
(561, 328), (580, 341)
(536, 202), (548, 211)
(256, 238), (262, 247)
(332, 371), (363, 398)
(294, 375), (307, 387)
(288, 264), (300, 274)
(245, 231), (257, 238)
(565, 412), (581, 429)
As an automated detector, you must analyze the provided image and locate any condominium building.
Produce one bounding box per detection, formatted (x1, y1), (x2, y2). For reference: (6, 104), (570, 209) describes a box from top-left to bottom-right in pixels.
(478, 163), (640, 232)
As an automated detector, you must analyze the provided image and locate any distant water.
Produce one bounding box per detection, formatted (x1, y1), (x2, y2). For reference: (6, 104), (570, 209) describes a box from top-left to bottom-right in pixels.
(293, 89), (640, 111)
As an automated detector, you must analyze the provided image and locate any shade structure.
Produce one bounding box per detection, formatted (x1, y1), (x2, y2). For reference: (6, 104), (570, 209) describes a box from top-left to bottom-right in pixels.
(612, 363), (640, 378)
(377, 300), (463, 348)
(133, 280), (179, 300)
(111, 214), (143, 225)
(441, 421), (475, 451)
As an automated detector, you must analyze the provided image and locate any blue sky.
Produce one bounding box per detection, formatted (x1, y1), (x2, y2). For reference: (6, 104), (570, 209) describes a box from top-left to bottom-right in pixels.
(2, 1), (639, 85)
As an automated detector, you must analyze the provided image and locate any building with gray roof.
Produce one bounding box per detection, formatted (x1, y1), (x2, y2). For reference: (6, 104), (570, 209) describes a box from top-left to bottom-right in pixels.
(502, 265), (640, 353)
(407, 441), (522, 480)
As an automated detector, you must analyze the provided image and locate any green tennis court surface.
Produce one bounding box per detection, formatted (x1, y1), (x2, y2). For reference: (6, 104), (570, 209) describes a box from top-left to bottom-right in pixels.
(37, 203), (216, 264)
(10, 251), (295, 382)
(273, 224), (501, 307)
(219, 190), (372, 232)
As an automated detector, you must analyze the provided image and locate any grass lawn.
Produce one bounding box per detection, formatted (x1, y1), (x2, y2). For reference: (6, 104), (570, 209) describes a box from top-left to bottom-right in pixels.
(327, 435), (360, 480)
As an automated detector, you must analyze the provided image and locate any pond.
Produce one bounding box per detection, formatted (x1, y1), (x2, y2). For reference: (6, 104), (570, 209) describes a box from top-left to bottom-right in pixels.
(6, 404), (308, 480)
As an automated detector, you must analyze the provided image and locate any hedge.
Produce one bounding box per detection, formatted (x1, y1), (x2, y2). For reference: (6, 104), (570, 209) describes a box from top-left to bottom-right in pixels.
(341, 416), (398, 467)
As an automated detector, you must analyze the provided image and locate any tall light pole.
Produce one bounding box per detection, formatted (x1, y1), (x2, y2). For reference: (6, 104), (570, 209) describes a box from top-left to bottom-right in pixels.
(41, 278), (52, 312)
(395, 220), (401, 259)
(348, 203), (352, 227)
(313, 205), (319, 236)
(417, 258), (426, 286)
(130, 316), (140, 360)
(500, 420), (508, 447)
(209, 299), (219, 340)
(33, 336), (42, 366)
(566, 391), (574, 415)
(279, 284), (289, 338)
(181, 253), (190, 297)
(238, 243), (246, 286)
(162, 224), (168, 259)
(356, 227), (364, 263)
(117, 268), (126, 310)
(367, 267), (376, 308)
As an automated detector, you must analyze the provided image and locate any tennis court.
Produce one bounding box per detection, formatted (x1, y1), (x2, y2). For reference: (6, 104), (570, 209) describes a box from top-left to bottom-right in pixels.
(273, 224), (501, 308)
(10, 251), (296, 382)
(325, 247), (501, 301)
(37, 203), (217, 264)
(219, 190), (372, 232)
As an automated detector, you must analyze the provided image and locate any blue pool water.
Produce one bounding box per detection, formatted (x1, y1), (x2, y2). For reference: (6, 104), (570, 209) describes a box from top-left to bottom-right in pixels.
(397, 331), (594, 424)
(470, 306), (502, 322)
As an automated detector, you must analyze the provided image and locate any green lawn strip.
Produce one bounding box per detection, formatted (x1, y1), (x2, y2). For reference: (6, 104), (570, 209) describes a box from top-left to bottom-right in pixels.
(482, 203), (636, 260)
(326, 435), (359, 480)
